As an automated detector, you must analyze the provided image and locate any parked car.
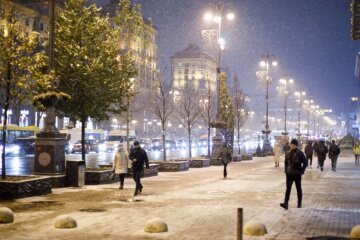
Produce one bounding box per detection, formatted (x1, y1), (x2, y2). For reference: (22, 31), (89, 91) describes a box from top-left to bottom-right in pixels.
(151, 138), (163, 151)
(11, 137), (36, 155)
(165, 140), (177, 150)
(71, 140), (99, 154)
(176, 139), (188, 149)
(139, 139), (152, 151)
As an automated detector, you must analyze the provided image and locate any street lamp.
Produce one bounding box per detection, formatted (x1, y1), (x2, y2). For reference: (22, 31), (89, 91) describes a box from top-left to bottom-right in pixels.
(295, 91), (306, 140)
(303, 99), (314, 136)
(203, 2), (234, 159)
(279, 75), (294, 136)
(258, 54), (278, 155)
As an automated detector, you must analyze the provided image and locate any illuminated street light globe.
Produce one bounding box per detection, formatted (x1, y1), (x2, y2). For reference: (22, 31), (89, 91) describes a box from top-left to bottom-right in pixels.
(226, 12), (235, 21)
(213, 15), (221, 23)
(259, 60), (266, 67)
(272, 60), (278, 66)
(204, 12), (213, 21)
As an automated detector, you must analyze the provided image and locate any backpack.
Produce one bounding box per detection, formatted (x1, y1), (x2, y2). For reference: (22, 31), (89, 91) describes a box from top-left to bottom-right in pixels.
(318, 145), (328, 155)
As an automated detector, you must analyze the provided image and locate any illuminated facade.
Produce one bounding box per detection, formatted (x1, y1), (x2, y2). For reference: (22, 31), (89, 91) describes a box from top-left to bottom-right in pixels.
(171, 44), (216, 94)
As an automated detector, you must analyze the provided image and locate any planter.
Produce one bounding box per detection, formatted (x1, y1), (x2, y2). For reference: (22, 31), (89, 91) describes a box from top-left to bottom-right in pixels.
(127, 164), (160, 178)
(0, 176), (52, 199)
(210, 158), (223, 166)
(150, 160), (190, 172)
(85, 168), (118, 185)
(190, 158), (210, 168)
(232, 154), (253, 162)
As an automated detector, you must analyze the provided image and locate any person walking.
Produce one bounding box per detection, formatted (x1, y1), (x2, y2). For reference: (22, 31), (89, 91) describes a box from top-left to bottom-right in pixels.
(328, 140), (340, 172)
(280, 139), (307, 210)
(312, 140), (319, 168)
(112, 144), (129, 189)
(304, 141), (314, 169)
(273, 143), (282, 167)
(317, 140), (328, 171)
(129, 140), (149, 196)
(353, 143), (360, 165)
(219, 143), (232, 178)
(283, 141), (290, 155)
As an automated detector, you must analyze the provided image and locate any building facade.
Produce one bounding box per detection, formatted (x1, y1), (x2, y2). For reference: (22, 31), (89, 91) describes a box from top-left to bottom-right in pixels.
(171, 44), (216, 95)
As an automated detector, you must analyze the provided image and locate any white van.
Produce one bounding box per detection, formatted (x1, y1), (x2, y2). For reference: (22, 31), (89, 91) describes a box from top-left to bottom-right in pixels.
(103, 129), (136, 152)
(59, 128), (104, 152)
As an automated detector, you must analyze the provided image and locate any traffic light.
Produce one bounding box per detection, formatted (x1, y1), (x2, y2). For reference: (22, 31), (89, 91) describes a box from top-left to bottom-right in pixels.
(351, 0), (360, 40)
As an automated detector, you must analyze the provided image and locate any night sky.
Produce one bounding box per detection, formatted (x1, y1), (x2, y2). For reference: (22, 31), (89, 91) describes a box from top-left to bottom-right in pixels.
(98, 0), (360, 125)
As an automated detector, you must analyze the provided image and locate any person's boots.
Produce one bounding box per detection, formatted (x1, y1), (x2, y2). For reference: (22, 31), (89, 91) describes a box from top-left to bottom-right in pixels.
(139, 185), (143, 193)
(297, 203), (302, 208)
(134, 191), (139, 196)
(280, 202), (288, 210)
(119, 185), (123, 190)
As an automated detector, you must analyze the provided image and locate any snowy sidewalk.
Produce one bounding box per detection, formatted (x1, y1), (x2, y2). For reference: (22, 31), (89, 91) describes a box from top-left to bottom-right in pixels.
(0, 150), (359, 240)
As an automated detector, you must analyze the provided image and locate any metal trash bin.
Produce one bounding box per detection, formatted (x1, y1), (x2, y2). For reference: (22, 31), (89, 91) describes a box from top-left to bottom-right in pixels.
(66, 160), (85, 187)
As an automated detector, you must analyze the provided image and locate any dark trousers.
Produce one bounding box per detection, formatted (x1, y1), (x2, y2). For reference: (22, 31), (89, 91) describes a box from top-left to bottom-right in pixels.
(318, 158), (325, 169)
(119, 173), (125, 186)
(355, 154), (359, 165)
(284, 174), (302, 205)
(223, 163), (228, 178)
(306, 155), (313, 166)
(133, 170), (143, 192)
(331, 156), (338, 170)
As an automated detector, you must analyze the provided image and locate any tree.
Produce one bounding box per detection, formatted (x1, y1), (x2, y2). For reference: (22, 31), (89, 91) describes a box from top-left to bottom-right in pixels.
(148, 70), (173, 161)
(0, 8), (49, 178)
(219, 72), (235, 150)
(232, 74), (249, 154)
(55, 0), (122, 161)
(176, 86), (202, 158)
(199, 82), (216, 157)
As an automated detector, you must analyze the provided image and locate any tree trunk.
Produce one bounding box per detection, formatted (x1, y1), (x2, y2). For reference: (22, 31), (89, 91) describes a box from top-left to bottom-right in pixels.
(238, 127), (241, 155)
(1, 106), (9, 179)
(162, 124), (166, 161)
(207, 127), (211, 157)
(81, 118), (86, 162)
(2, 62), (11, 179)
(188, 128), (192, 159)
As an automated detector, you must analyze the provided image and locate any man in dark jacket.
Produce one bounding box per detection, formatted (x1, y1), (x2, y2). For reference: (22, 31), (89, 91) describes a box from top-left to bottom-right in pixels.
(328, 140), (340, 172)
(304, 141), (313, 168)
(280, 139), (308, 210)
(129, 140), (149, 196)
(316, 140), (328, 172)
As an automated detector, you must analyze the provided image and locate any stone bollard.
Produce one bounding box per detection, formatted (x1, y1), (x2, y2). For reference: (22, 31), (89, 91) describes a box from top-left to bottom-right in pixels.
(243, 220), (267, 236)
(54, 215), (77, 229)
(350, 225), (360, 239)
(0, 207), (14, 224)
(144, 217), (168, 233)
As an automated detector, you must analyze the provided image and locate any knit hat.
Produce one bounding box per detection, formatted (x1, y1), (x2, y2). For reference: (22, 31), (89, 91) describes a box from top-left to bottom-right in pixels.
(290, 139), (298, 146)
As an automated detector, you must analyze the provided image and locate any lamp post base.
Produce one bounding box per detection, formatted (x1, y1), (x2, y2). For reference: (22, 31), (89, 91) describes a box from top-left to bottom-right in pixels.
(262, 138), (272, 156)
(210, 134), (224, 165)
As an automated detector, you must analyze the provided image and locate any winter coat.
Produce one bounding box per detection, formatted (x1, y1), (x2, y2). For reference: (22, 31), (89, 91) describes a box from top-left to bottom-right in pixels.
(283, 144), (290, 155)
(304, 144), (313, 157)
(316, 142), (328, 161)
(219, 147), (232, 164)
(112, 150), (129, 174)
(129, 147), (149, 171)
(273, 145), (282, 162)
(284, 148), (307, 175)
(312, 141), (318, 156)
(328, 143), (340, 159)
(353, 146), (360, 155)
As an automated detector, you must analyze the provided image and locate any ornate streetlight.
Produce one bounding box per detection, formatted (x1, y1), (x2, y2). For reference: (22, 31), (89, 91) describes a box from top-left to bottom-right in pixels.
(279, 75), (294, 136)
(203, 2), (234, 160)
(295, 91), (306, 141)
(257, 54), (278, 155)
(303, 99), (314, 136)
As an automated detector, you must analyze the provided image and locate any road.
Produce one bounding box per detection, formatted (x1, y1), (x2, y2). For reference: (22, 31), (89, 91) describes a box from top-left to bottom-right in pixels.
(1, 145), (257, 176)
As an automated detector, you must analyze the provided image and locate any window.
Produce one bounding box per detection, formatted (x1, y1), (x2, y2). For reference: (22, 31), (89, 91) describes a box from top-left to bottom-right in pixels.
(25, 18), (30, 26)
(40, 23), (44, 31)
(192, 70), (195, 74)
(184, 63), (189, 68)
(184, 68), (189, 74)
(177, 69), (182, 74)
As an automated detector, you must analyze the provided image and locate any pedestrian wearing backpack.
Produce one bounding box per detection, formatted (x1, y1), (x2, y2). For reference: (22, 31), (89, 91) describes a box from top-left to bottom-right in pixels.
(304, 141), (313, 168)
(328, 140), (340, 172)
(317, 140), (328, 171)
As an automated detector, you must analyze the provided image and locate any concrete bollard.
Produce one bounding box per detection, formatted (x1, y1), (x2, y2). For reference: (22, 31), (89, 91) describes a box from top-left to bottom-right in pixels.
(54, 215), (77, 229)
(144, 217), (168, 233)
(0, 207), (14, 224)
(243, 220), (267, 236)
(350, 225), (360, 239)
